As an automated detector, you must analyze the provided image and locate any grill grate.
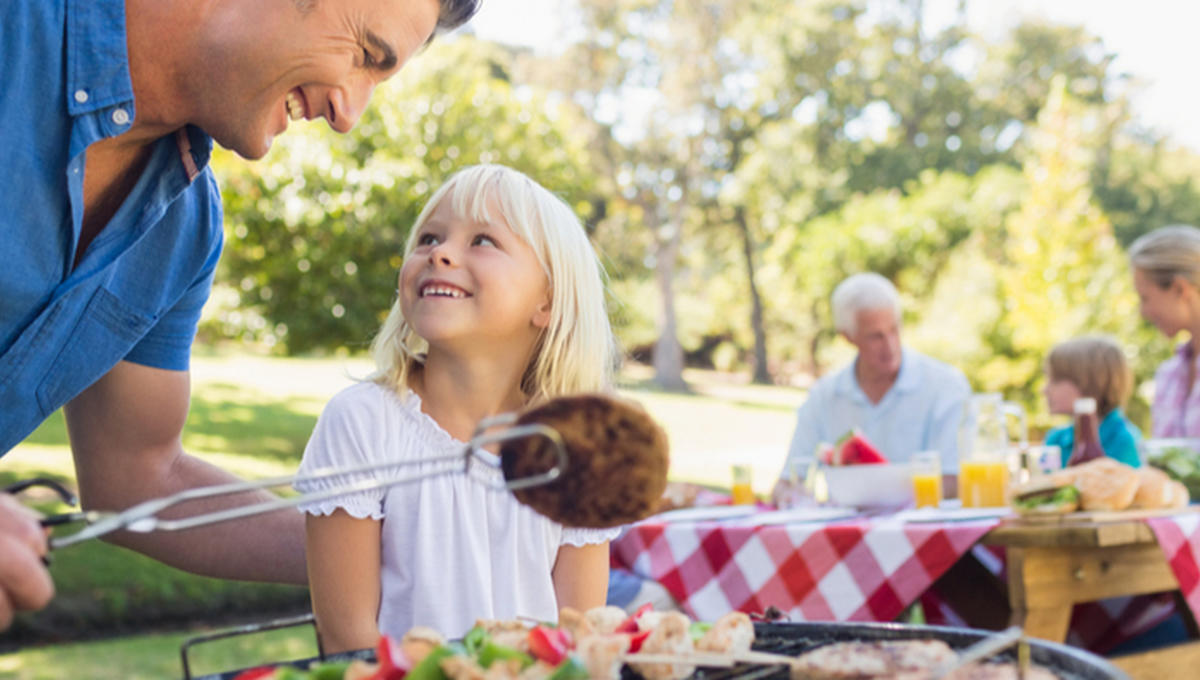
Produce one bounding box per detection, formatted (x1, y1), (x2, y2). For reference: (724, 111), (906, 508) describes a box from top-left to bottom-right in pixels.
(195, 621), (1127, 680)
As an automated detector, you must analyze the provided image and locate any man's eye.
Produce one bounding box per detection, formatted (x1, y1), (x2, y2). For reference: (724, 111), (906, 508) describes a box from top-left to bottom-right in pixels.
(362, 47), (376, 68)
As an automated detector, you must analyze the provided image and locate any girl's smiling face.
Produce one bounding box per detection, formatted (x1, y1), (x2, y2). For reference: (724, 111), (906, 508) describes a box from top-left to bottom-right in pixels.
(399, 196), (550, 352)
(1133, 267), (1193, 338)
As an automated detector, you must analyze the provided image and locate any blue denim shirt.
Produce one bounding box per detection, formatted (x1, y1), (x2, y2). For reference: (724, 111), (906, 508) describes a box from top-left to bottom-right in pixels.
(0, 0), (224, 455)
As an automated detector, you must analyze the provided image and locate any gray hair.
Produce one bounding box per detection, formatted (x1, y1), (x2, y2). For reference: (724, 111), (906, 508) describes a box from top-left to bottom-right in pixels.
(1129, 224), (1200, 290)
(831, 273), (900, 336)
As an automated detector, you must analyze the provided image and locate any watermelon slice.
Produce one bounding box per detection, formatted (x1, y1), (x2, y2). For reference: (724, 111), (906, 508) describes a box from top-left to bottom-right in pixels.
(819, 429), (888, 465)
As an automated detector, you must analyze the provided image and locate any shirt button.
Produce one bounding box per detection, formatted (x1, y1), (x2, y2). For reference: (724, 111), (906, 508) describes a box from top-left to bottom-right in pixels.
(74, 89), (89, 103)
(112, 108), (131, 125)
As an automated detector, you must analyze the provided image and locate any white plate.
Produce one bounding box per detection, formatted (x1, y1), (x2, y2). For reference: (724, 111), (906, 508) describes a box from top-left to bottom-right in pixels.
(729, 507), (859, 526)
(895, 506), (1012, 523)
(649, 505), (761, 523)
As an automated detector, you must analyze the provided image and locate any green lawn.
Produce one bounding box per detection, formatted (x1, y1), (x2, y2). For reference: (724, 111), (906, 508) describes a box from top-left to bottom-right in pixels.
(1, 351), (803, 677)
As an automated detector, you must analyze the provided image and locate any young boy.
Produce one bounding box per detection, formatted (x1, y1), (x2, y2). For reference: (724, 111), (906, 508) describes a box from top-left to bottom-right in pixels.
(1043, 336), (1142, 468)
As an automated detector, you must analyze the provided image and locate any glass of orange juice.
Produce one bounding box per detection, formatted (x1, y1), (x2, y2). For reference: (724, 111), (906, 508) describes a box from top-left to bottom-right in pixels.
(911, 451), (942, 508)
(959, 452), (1010, 508)
(731, 464), (756, 505)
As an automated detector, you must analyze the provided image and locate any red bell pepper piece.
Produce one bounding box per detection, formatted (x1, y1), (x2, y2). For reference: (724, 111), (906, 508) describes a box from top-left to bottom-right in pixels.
(372, 634), (410, 680)
(627, 629), (653, 653)
(231, 669), (276, 680)
(614, 603), (654, 633)
(528, 625), (572, 666)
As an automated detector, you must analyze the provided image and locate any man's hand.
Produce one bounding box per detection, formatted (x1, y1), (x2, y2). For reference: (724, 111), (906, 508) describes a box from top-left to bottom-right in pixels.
(64, 361), (307, 584)
(0, 494), (54, 630)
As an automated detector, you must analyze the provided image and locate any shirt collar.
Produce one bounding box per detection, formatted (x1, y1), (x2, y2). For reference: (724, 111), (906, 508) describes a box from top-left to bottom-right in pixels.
(834, 348), (918, 398)
(65, 0), (135, 117)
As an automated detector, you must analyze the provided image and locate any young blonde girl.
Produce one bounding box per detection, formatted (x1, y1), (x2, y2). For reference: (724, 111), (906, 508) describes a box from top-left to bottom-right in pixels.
(295, 164), (620, 652)
(1042, 335), (1142, 468)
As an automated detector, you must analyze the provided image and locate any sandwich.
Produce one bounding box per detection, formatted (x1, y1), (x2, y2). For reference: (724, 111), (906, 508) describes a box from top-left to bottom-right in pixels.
(1011, 478), (1080, 515)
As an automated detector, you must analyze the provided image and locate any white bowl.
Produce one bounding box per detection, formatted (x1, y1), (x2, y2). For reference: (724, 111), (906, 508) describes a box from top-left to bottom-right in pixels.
(822, 463), (914, 509)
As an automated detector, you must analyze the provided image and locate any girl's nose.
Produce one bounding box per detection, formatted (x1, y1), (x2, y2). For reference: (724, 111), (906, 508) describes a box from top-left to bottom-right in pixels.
(428, 243), (457, 267)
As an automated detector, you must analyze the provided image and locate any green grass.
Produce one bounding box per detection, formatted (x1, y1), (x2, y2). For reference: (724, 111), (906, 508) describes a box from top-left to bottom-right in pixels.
(0, 352), (804, 676)
(0, 624), (320, 680)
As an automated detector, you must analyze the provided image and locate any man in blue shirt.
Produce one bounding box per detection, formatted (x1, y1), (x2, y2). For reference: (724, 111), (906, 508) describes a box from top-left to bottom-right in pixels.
(0, 0), (479, 628)
(778, 273), (971, 485)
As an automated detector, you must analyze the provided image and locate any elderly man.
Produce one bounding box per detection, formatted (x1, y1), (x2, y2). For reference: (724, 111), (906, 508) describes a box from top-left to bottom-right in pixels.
(0, 0), (479, 629)
(780, 273), (970, 482)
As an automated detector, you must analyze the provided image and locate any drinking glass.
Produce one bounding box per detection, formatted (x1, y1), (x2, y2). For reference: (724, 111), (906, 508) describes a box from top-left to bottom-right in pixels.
(731, 464), (756, 505)
(911, 451), (943, 509)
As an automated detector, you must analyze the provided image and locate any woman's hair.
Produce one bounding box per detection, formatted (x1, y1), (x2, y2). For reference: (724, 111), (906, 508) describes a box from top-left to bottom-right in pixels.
(1045, 336), (1132, 416)
(831, 272), (900, 336)
(368, 164), (618, 403)
(1129, 224), (1200, 290)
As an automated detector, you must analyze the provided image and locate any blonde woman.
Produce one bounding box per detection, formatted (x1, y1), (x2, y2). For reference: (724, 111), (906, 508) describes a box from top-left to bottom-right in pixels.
(295, 165), (620, 651)
(1042, 336), (1141, 467)
(1130, 225), (1200, 437)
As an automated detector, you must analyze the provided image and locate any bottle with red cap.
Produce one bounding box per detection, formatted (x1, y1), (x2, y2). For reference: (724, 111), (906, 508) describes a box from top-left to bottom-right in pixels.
(1067, 397), (1106, 466)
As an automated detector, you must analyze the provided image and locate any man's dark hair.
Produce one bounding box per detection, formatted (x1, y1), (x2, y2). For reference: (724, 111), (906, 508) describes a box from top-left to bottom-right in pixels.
(436, 0), (481, 32)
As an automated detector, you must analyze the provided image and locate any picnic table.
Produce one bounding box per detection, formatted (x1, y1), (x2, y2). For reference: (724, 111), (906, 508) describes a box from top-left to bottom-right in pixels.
(610, 506), (1200, 680)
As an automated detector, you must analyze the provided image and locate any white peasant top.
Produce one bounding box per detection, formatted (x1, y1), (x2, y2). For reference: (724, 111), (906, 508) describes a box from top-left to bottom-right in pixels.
(295, 382), (620, 639)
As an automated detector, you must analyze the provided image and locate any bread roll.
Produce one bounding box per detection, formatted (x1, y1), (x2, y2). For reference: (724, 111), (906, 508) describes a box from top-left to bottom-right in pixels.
(1065, 458), (1139, 511)
(500, 394), (670, 528)
(1131, 466), (1173, 509)
(1167, 480), (1191, 509)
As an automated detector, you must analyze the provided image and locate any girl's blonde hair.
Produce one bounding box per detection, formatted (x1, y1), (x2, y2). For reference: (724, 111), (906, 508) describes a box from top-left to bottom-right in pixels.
(1045, 336), (1132, 417)
(1129, 224), (1200, 289)
(368, 164), (618, 402)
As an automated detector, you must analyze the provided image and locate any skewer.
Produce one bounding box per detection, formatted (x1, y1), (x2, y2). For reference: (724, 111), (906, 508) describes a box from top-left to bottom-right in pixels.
(43, 419), (566, 549)
(621, 652), (737, 668)
(930, 626), (1025, 679)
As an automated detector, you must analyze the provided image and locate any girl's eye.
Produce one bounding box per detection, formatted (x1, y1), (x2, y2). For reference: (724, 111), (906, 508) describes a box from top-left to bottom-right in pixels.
(473, 234), (497, 247)
(416, 233), (439, 246)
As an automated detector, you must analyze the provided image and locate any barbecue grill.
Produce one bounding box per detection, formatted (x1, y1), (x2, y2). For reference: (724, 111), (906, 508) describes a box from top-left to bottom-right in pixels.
(187, 616), (1129, 680)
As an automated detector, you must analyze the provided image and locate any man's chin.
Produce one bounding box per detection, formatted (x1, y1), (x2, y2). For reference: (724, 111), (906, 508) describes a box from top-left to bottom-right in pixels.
(214, 131), (274, 160)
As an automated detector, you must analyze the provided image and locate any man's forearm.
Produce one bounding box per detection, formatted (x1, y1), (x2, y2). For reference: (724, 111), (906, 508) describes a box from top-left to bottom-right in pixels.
(81, 451), (308, 585)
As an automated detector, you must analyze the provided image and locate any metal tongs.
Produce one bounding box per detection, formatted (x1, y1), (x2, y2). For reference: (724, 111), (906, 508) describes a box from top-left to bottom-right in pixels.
(930, 626), (1032, 679)
(6, 412), (567, 551)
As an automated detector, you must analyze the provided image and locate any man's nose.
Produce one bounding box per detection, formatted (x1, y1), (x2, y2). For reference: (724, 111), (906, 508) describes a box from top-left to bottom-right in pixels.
(328, 79), (376, 134)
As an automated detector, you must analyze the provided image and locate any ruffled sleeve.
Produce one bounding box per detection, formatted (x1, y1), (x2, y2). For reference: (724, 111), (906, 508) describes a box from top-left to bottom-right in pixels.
(294, 383), (390, 520)
(560, 525), (623, 547)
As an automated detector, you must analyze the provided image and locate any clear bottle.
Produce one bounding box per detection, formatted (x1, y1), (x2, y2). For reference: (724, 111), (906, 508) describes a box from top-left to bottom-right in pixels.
(1067, 397), (1106, 466)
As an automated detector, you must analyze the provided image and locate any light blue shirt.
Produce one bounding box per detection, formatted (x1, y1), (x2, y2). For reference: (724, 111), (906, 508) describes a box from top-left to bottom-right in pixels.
(784, 348), (971, 473)
(0, 0), (224, 455)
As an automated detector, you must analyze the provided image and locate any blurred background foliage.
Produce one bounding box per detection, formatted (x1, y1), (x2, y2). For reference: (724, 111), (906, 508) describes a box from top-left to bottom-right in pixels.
(204, 0), (1200, 431)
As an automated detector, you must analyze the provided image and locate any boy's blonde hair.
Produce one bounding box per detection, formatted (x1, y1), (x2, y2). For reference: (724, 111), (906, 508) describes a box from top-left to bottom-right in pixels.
(369, 164), (618, 402)
(1045, 336), (1132, 417)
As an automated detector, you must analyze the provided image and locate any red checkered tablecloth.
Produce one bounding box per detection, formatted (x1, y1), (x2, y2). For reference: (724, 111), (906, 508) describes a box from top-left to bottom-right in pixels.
(612, 510), (1200, 654)
(611, 514), (999, 622)
(1147, 513), (1200, 622)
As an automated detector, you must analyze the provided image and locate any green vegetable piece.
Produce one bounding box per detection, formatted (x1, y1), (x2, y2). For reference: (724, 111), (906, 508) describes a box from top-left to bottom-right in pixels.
(272, 667), (305, 680)
(306, 662), (350, 680)
(407, 645), (458, 680)
(463, 626), (490, 657)
(688, 621), (712, 641)
(477, 641), (533, 669)
(547, 656), (590, 680)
